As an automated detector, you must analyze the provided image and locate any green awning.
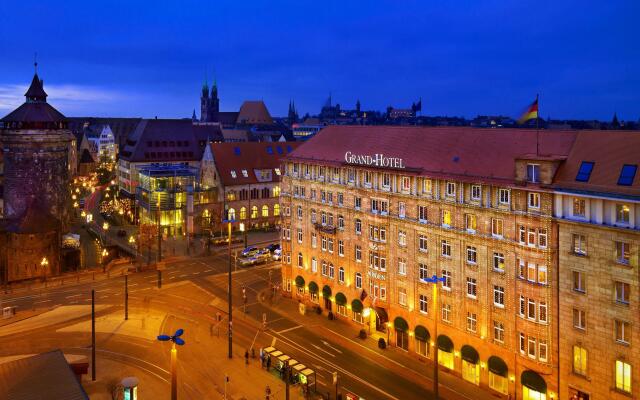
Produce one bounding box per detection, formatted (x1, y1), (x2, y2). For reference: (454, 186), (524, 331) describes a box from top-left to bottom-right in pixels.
(393, 317), (409, 332)
(335, 292), (347, 306)
(308, 281), (318, 293)
(322, 285), (332, 297)
(488, 356), (508, 377)
(521, 370), (547, 393)
(437, 335), (453, 352)
(414, 325), (430, 342)
(295, 276), (305, 288)
(351, 299), (363, 313)
(460, 345), (479, 364)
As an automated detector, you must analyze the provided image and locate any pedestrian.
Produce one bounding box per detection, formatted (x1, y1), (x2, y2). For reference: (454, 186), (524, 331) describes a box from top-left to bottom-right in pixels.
(265, 385), (271, 400)
(244, 350), (249, 365)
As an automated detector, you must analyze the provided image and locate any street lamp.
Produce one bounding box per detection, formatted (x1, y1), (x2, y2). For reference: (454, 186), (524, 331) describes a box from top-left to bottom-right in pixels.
(157, 329), (185, 400)
(101, 249), (109, 273)
(40, 257), (49, 282)
(424, 274), (446, 400)
(222, 217), (235, 359)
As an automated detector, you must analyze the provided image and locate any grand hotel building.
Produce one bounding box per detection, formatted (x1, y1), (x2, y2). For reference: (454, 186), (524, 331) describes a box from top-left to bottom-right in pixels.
(279, 126), (640, 400)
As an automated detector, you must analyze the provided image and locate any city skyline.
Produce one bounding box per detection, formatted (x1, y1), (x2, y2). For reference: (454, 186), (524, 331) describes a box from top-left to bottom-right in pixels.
(0, 0), (639, 120)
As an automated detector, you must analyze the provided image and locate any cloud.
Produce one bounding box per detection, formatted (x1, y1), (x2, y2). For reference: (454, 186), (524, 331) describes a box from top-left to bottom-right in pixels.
(0, 83), (131, 114)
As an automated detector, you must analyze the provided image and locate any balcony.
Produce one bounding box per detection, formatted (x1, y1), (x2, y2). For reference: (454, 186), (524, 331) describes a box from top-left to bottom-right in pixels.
(313, 222), (336, 235)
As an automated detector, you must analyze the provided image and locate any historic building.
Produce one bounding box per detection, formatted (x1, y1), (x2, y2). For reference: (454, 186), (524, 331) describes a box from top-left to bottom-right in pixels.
(280, 125), (587, 400)
(200, 142), (300, 234)
(0, 68), (73, 282)
(552, 131), (640, 400)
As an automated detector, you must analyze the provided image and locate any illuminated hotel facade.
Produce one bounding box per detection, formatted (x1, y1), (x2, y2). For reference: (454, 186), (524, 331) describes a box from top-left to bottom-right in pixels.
(280, 126), (640, 400)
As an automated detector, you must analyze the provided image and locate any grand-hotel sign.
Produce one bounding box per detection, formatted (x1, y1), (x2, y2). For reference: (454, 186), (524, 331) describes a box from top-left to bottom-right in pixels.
(344, 151), (405, 169)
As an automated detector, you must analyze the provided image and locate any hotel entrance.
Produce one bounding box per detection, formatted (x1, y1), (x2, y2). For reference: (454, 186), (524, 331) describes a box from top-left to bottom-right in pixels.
(374, 307), (388, 332)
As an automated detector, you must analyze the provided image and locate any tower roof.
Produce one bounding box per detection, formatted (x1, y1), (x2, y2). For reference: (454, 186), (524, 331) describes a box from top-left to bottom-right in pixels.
(1, 71), (66, 129)
(25, 73), (48, 102)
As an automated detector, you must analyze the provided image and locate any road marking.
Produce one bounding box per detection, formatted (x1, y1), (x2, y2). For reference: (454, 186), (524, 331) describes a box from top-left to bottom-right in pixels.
(321, 340), (343, 354)
(276, 324), (303, 334)
(310, 344), (336, 358)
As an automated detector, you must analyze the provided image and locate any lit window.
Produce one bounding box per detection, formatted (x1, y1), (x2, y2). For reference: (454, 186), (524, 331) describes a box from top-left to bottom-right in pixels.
(493, 253), (505, 272)
(241, 169), (248, 178)
(423, 179), (432, 194)
(616, 360), (632, 393)
(230, 170), (237, 178)
(465, 214), (477, 232)
(572, 198), (586, 217)
(616, 204), (630, 224)
(274, 168), (281, 176)
(442, 210), (451, 227)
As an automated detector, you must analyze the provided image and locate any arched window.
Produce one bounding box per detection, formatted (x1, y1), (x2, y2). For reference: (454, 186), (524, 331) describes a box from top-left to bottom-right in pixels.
(251, 206), (258, 219)
(298, 252), (303, 268)
(239, 207), (247, 220)
(228, 208), (236, 220)
(262, 205), (269, 217)
(273, 186), (281, 197)
(274, 204), (280, 216)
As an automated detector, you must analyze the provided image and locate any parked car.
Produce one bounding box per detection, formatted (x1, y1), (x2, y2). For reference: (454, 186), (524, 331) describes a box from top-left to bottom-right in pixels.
(265, 243), (281, 253)
(239, 256), (258, 267)
(272, 248), (282, 261)
(241, 246), (259, 257)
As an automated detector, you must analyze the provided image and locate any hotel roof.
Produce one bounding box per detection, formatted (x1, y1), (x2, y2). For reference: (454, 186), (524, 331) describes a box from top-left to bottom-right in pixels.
(552, 130), (640, 198)
(210, 141), (300, 186)
(286, 125), (579, 184)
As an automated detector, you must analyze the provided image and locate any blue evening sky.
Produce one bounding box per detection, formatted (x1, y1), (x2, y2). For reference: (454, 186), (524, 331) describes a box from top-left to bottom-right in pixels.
(0, 1), (637, 120)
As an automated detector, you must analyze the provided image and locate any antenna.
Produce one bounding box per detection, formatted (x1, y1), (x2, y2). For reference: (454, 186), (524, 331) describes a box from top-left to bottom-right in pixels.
(34, 52), (38, 73)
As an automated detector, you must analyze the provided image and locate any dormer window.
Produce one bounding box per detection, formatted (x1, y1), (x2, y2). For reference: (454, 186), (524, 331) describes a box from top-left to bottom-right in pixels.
(241, 169), (248, 178)
(275, 168), (281, 176)
(618, 164), (637, 186)
(527, 164), (540, 183)
(230, 170), (237, 178)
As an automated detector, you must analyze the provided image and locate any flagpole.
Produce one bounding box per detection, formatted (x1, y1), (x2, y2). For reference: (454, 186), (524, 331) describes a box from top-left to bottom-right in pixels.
(536, 93), (540, 156)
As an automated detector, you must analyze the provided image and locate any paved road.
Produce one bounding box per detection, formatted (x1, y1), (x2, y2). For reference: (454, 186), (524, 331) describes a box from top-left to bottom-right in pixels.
(0, 250), (475, 400)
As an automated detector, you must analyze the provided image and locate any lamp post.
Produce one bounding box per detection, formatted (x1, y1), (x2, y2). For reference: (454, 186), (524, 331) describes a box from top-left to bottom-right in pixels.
(40, 257), (49, 283)
(424, 274), (446, 400)
(101, 249), (109, 273)
(157, 329), (185, 400)
(239, 222), (247, 249)
(222, 217), (235, 359)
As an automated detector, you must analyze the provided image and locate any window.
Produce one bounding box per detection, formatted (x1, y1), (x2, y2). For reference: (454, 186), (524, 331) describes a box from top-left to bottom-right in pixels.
(338, 215), (344, 229)
(311, 258), (317, 273)
(363, 170), (371, 186)
(616, 241), (630, 265)
(538, 229), (547, 249)
(398, 288), (407, 306)
(616, 360), (632, 393)
(446, 182), (456, 197)
(616, 204), (630, 224)
(527, 299), (536, 320)
(274, 168), (281, 176)
(355, 245), (362, 262)
(338, 240), (344, 256)
(297, 228), (303, 243)
(321, 262), (328, 276)
(310, 210), (317, 224)
(573, 198), (586, 217)
(401, 176), (411, 192)
(493, 253), (505, 272)
(251, 206), (258, 219)
(465, 214), (477, 232)
(418, 206), (428, 222)
(241, 169), (248, 178)
(419, 263), (428, 281)
(614, 319), (631, 344)
(355, 219), (362, 234)
(519, 333), (526, 354)
(573, 271), (586, 293)
(354, 197), (362, 209)
(419, 294), (428, 314)
(348, 168), (355, 182)
(519, 225), (526, 244)
(419, 235), (428, 252)
(528, 192), (540, 209)
(615, 281), (630, 305)
(537, 265), (547, 285)
(491, 218), (504, 237)
(471, 185), (481, 200)
(539, 302), (547, 323)
(466, 277), (477, 298)
(493, 321), (504, 343)
(519, 295), (526, 316)
(527, 228), (537, 247)
(441, 240), (451, 257)
(527, 164), (540, 183)
(442, 210), (451, 227)
(466, 246), (477, 264)
(493, 286), (504, 307)
(328, 264), (335, 279)
(227, 208), (236, 220)
(442, 270), (452, 290)
(297, 253), (303, 268)
(273, 204), (280, 216)
(442, 303), (451, 323)
(576, 161), (594, 182)
(321, 236), (327, 251)
(573, 308), (586, 330)
(311, 233), (317, 248)
(539, 340), (547, 362)
(297, 206), (302, 219)
(337, 193), (343, 205)
(398, 202), (406, 218)
(382, 173), (391, 188)
(423, 179), (432, 194)
(327, 238), (334, 253)
(398, 230), (407, 246)
(338, 267), (345, 283)
(466, 312), (477, 333)
(239, 207), (247, 219)
(498, 189), (510, 205)
(355, 273), (362, 289)
(572, 234), (587, 255)
(618, 164), (637, 186)
(528, 336), (536, 358)
(230, 170), (237, 178)
(398, 258), (407, 276)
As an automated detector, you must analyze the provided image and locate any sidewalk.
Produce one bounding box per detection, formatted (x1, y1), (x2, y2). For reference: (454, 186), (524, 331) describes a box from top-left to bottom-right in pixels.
(261, 292), (503, 400)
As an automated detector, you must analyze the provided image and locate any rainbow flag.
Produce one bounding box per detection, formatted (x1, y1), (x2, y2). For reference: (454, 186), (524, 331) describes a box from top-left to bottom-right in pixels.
(518, 96), (539, 124)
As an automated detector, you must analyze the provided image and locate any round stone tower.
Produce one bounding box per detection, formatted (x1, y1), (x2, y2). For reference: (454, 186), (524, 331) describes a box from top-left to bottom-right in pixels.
(0, 68), (73, 229)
